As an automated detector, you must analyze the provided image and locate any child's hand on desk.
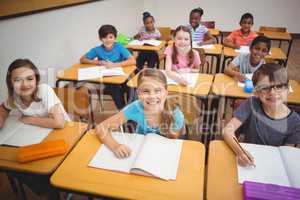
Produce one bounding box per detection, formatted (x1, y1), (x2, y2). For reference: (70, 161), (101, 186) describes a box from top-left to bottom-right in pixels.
(101, 61), (118, 68)
(113, 144), (132, 158)
(235, 73), (246, 82)
(165, 131), (180, 139)
(137, 33), (144, 41)
(237, 151), (255, 167)
(177, 68), (191, 73)
(20, 116), (34, 125)
(178, 78), (188, 86)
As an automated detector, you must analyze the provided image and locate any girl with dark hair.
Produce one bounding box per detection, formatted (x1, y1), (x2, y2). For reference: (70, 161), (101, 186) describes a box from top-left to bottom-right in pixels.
(135, 12), (161, 71)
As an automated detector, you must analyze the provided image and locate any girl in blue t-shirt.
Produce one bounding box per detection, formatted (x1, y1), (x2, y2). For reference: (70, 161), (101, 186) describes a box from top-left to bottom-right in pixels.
(96, 68), (185, 158)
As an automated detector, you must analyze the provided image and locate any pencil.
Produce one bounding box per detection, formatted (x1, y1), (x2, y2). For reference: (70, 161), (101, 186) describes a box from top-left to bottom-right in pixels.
(120, 125), (128, 145)
(232, 137), (256, 167)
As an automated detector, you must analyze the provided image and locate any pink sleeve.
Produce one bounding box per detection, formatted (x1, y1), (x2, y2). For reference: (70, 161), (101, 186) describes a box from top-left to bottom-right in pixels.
(193, 50), (201, 68)
(164, 46), (173, 57)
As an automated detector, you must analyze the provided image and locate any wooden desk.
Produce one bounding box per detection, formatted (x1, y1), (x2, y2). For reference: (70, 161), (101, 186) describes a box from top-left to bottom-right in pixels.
(206, 140), (243, 200)
(212, 74), (300, 124)
(51, 130), (205, 200)
(208, 28), (220, 43)
(208, 28), (220, 37)
(56, 64), (136, 87)
(126, 41), (166, 51)
(127, 72), (214, 96)
(212, 73), (300, 105)
(221, 47), (287, 72)
(200, 44), (223, 73)
(0, 122), (87, 174)
(258, 31), (292, 66)
(258, 31), (292, 41)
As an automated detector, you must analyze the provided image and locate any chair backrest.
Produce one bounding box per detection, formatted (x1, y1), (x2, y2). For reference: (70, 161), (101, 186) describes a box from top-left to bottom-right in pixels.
(259, 26), (287, 33)
(158, 27), (172, 41)
(201, 21), (215, 29)
(168, 93), (203, 128)
(54, 86), (93, 124)
(194, 48), (212, 74)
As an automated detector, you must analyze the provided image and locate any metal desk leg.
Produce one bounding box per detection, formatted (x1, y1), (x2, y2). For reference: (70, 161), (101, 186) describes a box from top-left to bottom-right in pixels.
(285, 39), (293, 67)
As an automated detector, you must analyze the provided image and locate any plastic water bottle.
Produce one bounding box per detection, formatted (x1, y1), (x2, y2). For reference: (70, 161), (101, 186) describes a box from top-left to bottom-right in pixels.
(244, 79), (254, 93)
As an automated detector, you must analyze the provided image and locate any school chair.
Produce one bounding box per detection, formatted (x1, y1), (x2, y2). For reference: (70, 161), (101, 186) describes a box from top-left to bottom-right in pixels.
(54, 86), (94, 127)
(194, 48), (212, 73)
(157, 27), (172, 69)
(167, 92), (214, 143)
(158, 26), (172, 42)
(201, 21), (215, 29)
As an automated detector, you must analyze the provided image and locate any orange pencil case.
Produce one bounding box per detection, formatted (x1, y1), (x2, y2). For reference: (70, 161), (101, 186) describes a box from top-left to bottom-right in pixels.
(17, 139), (68, 163)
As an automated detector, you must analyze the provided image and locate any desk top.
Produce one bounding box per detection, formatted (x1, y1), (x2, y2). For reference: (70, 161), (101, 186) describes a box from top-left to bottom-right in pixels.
(258, 31), (292, 41)
(0, 122), (87, 175)
(208, 28), (220, 36)
(51, 130), (205, 200)
(201, 44), (223, 55)
(223, 47), (287, 60)
(127, 72), (214, 96)
(56, 64), (136, 84)
(212, 73), (300, 105)
(126, 41), (166, 51)
(206, 140), (243, 200)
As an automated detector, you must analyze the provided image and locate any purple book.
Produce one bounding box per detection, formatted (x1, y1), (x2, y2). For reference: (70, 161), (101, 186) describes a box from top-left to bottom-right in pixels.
(243, 181), (300, 200)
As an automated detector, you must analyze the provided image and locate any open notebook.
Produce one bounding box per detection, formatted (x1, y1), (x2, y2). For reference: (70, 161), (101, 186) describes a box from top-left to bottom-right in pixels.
(128, 39), (162, 46)
(89, 132), (183, 180)
(0, 115), (52, 147)
(77, 66), (125, 81)
(192, 42), (215, 49)
(160, 70), (199, 87)
(237, 143), (300, 188)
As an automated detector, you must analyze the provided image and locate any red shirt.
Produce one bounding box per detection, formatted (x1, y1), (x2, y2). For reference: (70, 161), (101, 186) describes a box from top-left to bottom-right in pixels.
(227, 29), (257, 46)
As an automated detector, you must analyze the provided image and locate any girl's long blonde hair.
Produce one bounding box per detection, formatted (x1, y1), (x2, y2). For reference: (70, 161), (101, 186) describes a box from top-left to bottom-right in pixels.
(137, 68), (180, 134)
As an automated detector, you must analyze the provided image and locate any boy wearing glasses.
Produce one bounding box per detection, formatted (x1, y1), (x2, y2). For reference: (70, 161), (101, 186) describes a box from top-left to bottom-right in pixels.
(223, 64), (300, 167)
(224, 35), (271, 82)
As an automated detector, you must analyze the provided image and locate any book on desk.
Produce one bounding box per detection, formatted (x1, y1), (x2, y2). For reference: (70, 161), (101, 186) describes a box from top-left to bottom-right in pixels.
(237, 143), (300, 188)
(0, 115), (52, 147)
(88, 132), (182, 180)
(77, 66), (125, 81)
(161, 70), (199, 87)
(128, 39), (162, 46)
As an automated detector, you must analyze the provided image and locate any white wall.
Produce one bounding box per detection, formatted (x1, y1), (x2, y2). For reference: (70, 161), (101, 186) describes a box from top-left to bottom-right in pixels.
(0, 0), (299, 101)
(0, 0), (142, 101)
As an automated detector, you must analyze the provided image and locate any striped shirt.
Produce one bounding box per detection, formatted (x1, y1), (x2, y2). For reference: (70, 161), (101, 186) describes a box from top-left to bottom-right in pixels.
(187, 24), (208, 43)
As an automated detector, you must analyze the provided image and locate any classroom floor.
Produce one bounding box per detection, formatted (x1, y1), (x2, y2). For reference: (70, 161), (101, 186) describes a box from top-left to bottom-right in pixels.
(1, 39), (300, 200)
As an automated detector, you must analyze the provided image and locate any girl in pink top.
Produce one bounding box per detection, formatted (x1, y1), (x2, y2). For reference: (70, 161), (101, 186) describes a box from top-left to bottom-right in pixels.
(223, 13), (257, 49)
(164, 25), (201, 85)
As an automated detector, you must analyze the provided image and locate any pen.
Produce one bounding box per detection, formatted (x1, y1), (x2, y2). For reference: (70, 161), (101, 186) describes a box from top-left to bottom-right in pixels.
(120, 125), (128, 145)
(232, 137), (256, 167)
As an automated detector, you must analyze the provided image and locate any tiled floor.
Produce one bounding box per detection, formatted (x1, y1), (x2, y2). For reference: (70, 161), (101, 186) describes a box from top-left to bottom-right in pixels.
(1, 39), (299, 200)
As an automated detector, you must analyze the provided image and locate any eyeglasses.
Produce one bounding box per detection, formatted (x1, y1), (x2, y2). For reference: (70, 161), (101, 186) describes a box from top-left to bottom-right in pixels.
(254, 83), (289, 93)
